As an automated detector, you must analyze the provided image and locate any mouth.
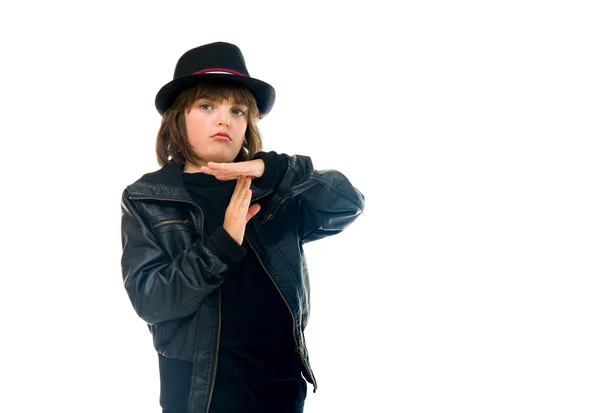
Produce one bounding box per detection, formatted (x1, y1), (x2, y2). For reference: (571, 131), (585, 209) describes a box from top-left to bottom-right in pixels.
(211, 133), (230, 141)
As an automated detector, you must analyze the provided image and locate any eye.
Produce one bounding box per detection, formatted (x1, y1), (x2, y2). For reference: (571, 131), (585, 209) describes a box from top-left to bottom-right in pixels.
(199, 103), (213, 110)
(231, 108), (246, 116)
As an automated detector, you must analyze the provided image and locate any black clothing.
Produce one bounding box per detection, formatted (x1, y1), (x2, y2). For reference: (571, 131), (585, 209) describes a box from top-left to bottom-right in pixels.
(120, 151), (365, 412)
(159, 162), (304, 412)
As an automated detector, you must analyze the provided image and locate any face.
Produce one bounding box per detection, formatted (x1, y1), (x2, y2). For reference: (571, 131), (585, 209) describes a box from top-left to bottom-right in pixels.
(184, 97), (248, 167)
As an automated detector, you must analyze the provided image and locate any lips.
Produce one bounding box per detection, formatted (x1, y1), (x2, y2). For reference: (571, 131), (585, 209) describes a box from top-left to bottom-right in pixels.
(211, 133), (230, 141)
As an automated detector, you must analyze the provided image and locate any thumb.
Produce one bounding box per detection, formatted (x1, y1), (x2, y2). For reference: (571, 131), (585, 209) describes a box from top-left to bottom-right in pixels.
(246, 203), (261, 223)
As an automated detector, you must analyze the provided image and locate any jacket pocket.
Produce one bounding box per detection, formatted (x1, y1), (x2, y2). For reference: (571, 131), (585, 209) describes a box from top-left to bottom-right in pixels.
(150, 312), (196, 360)
(152, 218), (199, 258)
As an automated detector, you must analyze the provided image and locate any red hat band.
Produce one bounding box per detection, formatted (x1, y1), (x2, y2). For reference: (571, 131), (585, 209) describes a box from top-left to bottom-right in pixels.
(193, 68), (247, 77)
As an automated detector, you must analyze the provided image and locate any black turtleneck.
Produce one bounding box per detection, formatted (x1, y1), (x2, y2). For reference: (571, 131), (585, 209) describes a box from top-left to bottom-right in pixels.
(158, 152), (306, 413)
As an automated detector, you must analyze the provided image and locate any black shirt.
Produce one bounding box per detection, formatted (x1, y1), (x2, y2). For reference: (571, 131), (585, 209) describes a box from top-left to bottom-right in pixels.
(158, 152), (306, 413)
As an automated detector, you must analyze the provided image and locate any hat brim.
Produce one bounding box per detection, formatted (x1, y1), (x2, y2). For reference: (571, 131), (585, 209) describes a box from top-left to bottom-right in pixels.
(155, 74), (275, 117)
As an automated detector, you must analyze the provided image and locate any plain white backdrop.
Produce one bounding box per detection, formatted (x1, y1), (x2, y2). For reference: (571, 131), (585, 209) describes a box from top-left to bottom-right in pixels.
(2, 1), (599, 412)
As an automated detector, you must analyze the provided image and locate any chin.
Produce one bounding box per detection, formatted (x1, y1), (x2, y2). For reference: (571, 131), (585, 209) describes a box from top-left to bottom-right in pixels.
(210, 154), (236, 164)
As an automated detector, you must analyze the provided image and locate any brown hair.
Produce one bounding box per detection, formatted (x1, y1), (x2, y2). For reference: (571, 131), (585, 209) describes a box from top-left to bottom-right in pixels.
(156, 79), (264, 167)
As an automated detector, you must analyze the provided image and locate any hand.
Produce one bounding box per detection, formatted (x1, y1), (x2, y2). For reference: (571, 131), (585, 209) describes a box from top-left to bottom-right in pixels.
(223, 176), (261, 245)
(200, 159), (265, 181)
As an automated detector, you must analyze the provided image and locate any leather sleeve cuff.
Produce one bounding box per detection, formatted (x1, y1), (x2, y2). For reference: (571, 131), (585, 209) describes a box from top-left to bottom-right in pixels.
(251, 151), (289, 190)
(206, 226), (246, 266)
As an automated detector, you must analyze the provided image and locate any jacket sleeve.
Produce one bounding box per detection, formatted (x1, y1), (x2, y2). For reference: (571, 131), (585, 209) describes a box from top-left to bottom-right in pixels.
(258, 153), (365, 243)
(120, 189), (245, 325)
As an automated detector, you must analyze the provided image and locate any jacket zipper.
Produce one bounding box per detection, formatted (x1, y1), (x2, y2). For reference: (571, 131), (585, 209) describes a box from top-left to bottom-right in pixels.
(153, 219), (191, 229)
(205, 288), (221, 412)
(263, 198), (286, 224)
(245, 237), (318, 392)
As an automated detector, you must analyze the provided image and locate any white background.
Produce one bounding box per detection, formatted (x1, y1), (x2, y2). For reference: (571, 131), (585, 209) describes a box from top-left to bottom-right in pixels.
(2, 1), (599, 412)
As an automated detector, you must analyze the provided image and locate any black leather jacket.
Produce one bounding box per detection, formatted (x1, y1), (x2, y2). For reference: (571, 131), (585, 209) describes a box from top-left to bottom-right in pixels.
(120, 153), (365, 412)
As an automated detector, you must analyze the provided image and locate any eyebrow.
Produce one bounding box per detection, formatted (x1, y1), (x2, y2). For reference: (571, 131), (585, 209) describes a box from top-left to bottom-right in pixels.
(198, 98), (247, 107)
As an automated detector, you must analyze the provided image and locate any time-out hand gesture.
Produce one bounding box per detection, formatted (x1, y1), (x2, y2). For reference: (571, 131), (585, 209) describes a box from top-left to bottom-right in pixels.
(223, 176), (261, 245)
(200, 159), (265, 181)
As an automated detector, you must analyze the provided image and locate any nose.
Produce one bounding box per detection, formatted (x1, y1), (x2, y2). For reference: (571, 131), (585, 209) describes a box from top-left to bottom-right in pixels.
(217, 108), (231, 127)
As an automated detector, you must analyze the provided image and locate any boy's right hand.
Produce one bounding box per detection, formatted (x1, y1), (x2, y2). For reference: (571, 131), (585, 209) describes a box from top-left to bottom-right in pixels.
(223, 176), (261, 245)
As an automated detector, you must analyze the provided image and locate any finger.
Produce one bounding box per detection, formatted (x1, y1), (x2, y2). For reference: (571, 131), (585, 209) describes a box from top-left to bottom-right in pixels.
(239, 181), (252, 211)
(235, 176), (251, 205)
(209, 162), (253, 177)
(242, 188), (253, 211)
(233, 187), (250, 214)
(246, 203), (261, 222)
(202, 164), (232, 177)
(243, 176), (252, 205)
(207, 162), (237, 175)
(215, 175), (236, 181)
(200, 165), (220, 175)
(230, 176), (246, 204)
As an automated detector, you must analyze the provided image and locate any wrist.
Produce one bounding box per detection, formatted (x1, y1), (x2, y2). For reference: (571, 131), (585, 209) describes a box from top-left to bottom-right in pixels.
(255, 158), (265, 178)
(251, 151), (286, 190)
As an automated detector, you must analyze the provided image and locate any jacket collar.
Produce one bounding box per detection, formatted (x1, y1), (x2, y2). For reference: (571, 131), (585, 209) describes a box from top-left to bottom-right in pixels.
(127, 161), (271, 202)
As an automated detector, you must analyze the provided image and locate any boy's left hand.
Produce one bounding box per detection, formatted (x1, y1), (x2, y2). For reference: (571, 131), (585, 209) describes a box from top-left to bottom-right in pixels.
(200, 159), (265, 181)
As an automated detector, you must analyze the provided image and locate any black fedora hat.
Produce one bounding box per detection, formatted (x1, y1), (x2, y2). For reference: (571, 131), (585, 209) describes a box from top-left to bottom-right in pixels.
(155, 42), (276, 116)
